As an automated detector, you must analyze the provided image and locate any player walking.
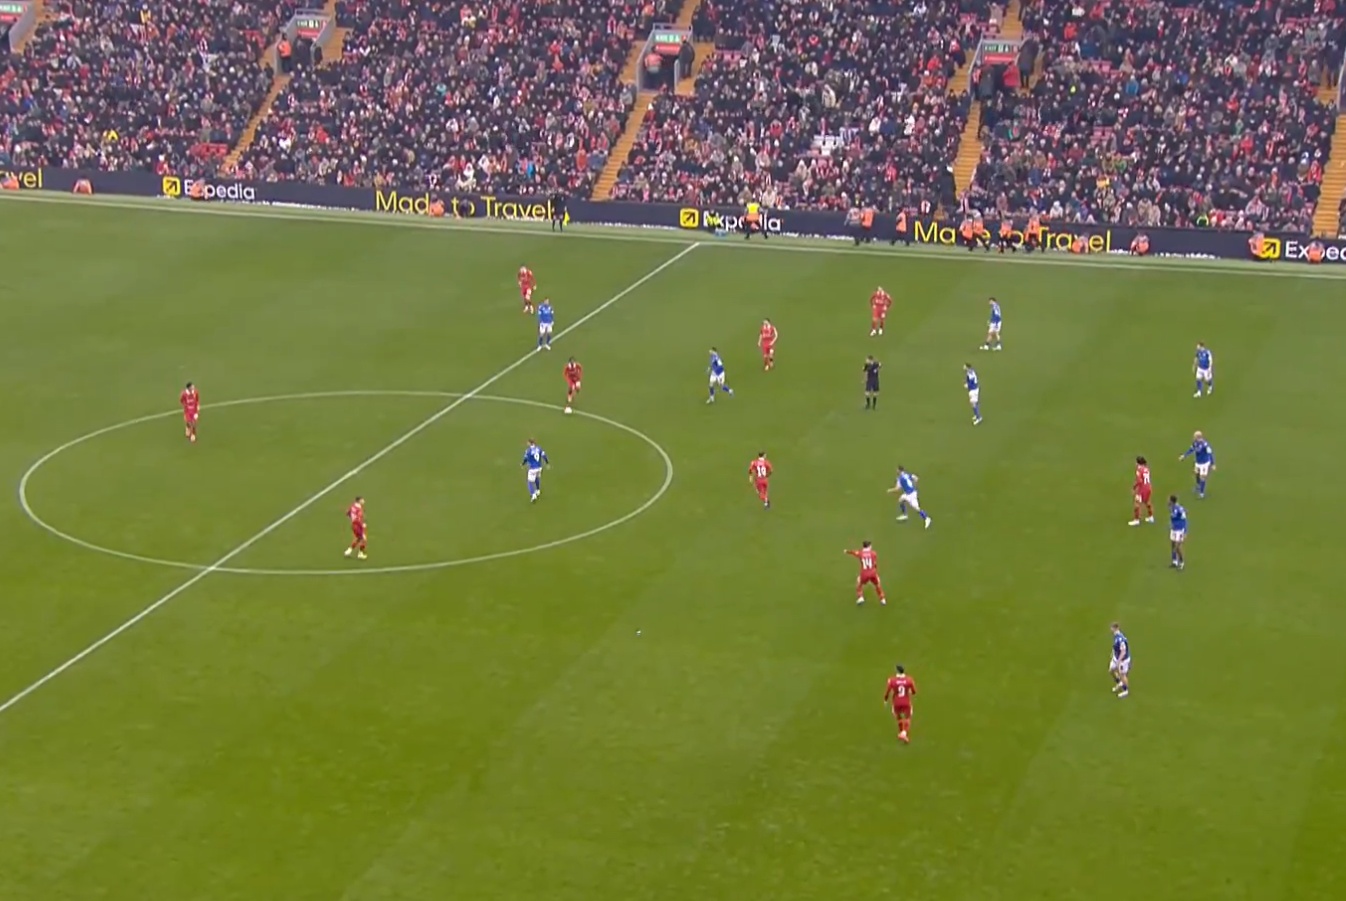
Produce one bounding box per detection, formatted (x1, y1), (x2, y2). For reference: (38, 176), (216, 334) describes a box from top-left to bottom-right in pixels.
(748, 451), (773, 509)
(1168, 494), (1187, 570)
(522, 439), (550, 503)
(1193, 342), (1214, 397)
(759, 319), (778, 371)
(870, 287), (892, 336)
(862, 356), (881, 410)
(846, 540), (886, 606)
(1129, 455), (1155, 525)
(707, 348), (734, 403)
(179, 381), (200, 443)
(344, 496), (367, 559)
(981, 298), (1003, 351)
(564, 357), (582, 414)
(518, 266), (536, 313)
(1109, 623), (1131, 698)
(884, 665), (918, 743)
(964, 363), (982, 425)
(887, 465), (931, 528)
(1178, 430), (1216, 498)
(536, 299), (555, 351)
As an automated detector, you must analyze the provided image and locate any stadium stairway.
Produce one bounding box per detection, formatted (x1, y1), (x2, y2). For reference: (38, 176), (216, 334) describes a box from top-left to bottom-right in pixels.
(1002, 0), (1024, 39)
(13, 0), (51, 53)
(951, 103), (983, 197)
(590, 91), (656, 200)
(1312, 113), (1346, 236)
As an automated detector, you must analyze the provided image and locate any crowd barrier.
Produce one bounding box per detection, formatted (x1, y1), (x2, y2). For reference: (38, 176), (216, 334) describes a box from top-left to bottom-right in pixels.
(4, 165), (1342, 264)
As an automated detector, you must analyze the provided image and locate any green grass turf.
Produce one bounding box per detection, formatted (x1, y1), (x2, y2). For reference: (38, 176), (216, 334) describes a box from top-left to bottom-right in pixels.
(1, 198), (1344, 900)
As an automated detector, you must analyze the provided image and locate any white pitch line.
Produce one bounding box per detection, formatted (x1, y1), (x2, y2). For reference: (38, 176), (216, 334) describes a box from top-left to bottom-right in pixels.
(0, 243), (699, 718)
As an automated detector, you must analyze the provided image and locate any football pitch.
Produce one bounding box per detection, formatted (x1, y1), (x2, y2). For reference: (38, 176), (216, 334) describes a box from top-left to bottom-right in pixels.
(2, 195), (1345, 900)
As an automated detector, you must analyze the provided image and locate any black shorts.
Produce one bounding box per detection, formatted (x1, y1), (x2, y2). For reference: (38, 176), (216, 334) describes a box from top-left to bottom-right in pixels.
(866, 380), (880, 393)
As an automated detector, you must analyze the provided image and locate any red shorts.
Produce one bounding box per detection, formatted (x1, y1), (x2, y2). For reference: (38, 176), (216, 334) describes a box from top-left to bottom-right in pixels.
(351, 524), (366, 539)
(891, 703), (912, 718)
(521, 287), (533, 301)
(761, 343), (775, 356)
(566, 379), (581, 391)
(1136, 486), (1152, 503)
(858, 571), (881, 587)
(754, 478), (769, 493)
(184, 411), (198, 424)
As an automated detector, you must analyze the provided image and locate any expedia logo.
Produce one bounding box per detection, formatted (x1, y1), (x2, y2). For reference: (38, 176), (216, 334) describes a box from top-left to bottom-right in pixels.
(679, 208), (699, 229)
(695, 209), (784, 234)
(163, 177), (257, 202)
(1255, 236), (1283, 260)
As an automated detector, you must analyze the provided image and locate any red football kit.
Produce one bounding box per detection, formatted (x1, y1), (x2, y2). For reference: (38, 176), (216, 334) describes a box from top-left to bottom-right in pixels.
(1133, 463), (1154, 522)
(758, 322), (778, 370)
(180, 388), (200, 442)
(347, 502), (366, 539)
(870, 290), (892, 334)
(565, 361), (583, 404)
(748, 456), (773, 507)
(847, 546), (886, 604)
(518, 268), (536, 312)
(884, 672), (917, 743)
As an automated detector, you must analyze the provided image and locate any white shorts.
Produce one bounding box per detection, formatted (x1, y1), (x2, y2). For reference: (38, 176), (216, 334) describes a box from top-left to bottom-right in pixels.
(1170, 529), (1186, 543)
(1110, 657), (1131, 676)
(900, 491), (920, 510)
(538, 322), (553, 336)
(968, 389), (979, 405)
(709, 371), (726, 387)
(1196, 367), (1212, 381)
(527, 468), (542, 483)
(988, 323), (1001, 336)
(1194, 462), (1211, 478)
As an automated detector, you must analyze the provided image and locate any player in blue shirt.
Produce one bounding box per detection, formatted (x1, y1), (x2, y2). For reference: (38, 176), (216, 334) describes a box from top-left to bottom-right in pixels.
(536, 299), (555, 351)
(1109, 622), (1131, 698)
(1193, 342), (1214, 397)
(521, 438), (550, 502)
(707, 347), (734, 403)
(886, 465), (931, 529)
(1168, 494), (1187, 570)
(981, 298), (1003, 351)
(1178, 430), (1216, 498)
(964, 363), (982, 425)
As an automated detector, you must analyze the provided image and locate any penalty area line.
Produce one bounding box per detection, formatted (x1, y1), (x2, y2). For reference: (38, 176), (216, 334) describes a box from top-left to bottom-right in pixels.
(0, 242), (699, 720)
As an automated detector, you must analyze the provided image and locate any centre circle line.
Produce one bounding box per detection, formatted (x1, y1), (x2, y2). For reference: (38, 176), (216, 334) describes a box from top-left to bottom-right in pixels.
(18, 390), (674, 577)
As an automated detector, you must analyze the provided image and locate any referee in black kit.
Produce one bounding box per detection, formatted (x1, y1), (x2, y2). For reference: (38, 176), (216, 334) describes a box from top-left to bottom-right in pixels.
(863, 355), (882, 410)
(550, 192), (568, 232)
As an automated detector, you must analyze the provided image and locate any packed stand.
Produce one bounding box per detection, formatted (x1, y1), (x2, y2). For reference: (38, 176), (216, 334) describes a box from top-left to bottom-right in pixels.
(612, 0), (997, 211)
(969, 0), (1346, 231)
(0, 1), (287, 177)
(236, 0), (682, 192)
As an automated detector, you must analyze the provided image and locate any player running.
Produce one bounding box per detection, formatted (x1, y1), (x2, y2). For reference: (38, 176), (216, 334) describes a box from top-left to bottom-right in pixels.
(344, 496), (367, 559)
(981, 298), (1003, 351)
(1193, 342), (1214, 397)
(1178, 430), (1216, 498)
(964, 363), (982, 425)
(564, 357), (582, 414)
(886, 465), (931, 528)
(870, 287), (892, 336)
(522, 439), (550, 503)
(180, 381), (200, 443)
(707, 348), (734, 403)
(748, 451), (773, 509)
(1168, 494), (1187, 570)
(536, 298), (555, 351)
(884, 664), (918, 743)
(846, 540), (886, 606)
(1129, 455), (1155, 525)
(759, 319), (778, 371)
(518, 266), (536, 313)
(1109, 623), (1131, 698)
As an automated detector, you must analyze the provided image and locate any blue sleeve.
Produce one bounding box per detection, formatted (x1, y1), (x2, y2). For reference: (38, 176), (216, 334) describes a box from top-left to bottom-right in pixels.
(1180, 444), (1194, 459)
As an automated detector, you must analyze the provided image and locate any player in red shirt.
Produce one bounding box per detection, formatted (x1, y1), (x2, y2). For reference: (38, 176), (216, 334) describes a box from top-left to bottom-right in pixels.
(344, 496), (367, 559)
(884, 664), (918, 744)
(758, 319), (778, 371)
(1129, 455), (1155, 526)
(564, 357), (583, 413)
(179, 381), (200, 443)
(748, 451), (773, 509)
(518, 266), (536, 313)
(869, 287), (892, 336)
(845, 540), (886, 605)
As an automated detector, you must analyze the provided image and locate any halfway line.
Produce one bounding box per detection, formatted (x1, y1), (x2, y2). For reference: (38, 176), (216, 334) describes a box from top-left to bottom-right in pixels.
(0, 242), (699, 718)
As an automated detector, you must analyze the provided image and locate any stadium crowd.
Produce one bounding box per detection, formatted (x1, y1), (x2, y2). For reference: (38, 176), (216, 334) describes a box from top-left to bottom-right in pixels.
(0, 1), (284, 177)
(611, 0), (994, 211)
(967, 0), (1346, 231)
(235, 0), (682, 193)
